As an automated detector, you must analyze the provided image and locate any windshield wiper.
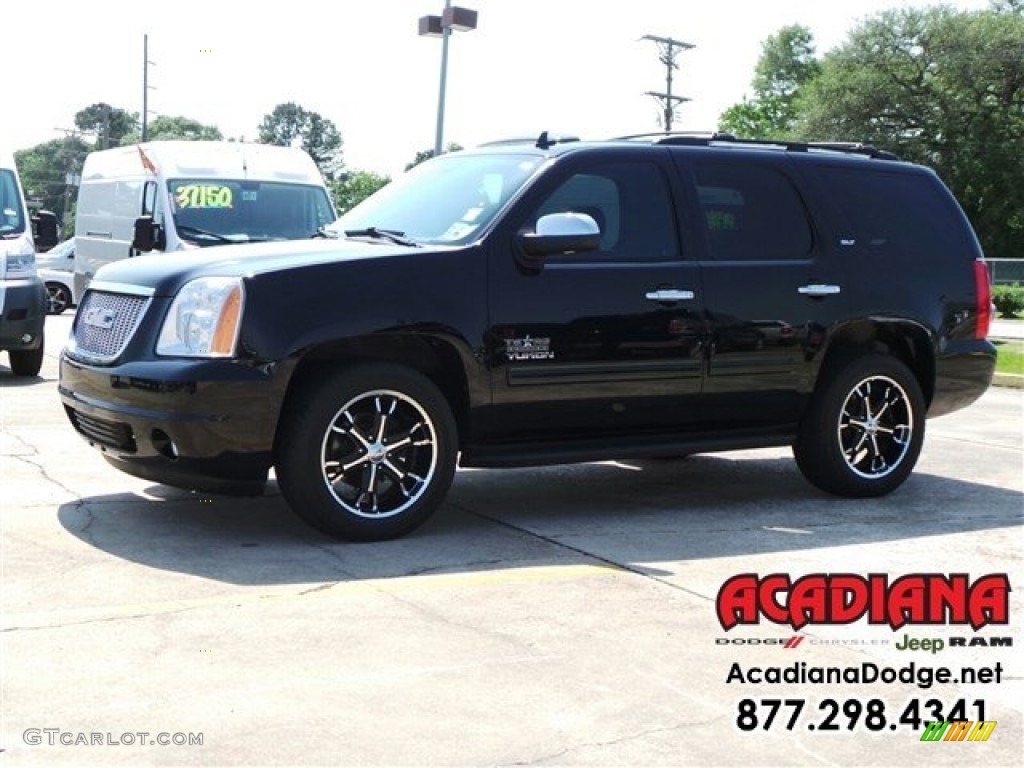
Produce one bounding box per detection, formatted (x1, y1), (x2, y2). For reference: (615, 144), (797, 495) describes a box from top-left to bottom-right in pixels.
(176, 224), (234, 243)
(344, 227), (420, 248)
(312, 226), (339, 239)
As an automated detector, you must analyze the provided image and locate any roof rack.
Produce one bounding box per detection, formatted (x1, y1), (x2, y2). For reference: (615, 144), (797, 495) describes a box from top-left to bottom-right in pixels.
(612, 131), (899, 160)
(478, 131), (580, 150)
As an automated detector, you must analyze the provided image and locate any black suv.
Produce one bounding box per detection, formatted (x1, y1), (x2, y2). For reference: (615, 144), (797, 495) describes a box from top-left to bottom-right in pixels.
(59, 133), (996, 540)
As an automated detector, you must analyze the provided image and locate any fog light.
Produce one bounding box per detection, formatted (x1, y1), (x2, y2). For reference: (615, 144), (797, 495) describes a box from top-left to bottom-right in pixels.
(21, 333), (33, 343)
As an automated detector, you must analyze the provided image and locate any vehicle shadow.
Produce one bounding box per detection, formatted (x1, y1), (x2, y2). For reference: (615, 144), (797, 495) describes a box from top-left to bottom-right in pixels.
(56, 452), (1024, 586)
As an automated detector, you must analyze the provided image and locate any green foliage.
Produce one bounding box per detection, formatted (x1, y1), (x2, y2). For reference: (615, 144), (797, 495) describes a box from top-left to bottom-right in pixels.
(123, 115), (223, 144)
(74, 103), (138, 148)
(992, 284), (1024, 318)
(331, 170), (391, 214)
(405, 143), (464, 171)
(795, 5), (1024, 260)
(258, 103), (344, 180)
(718, 25), (818, 137)
(14, 136), (90, 227)
(994, 340), (1024, 376)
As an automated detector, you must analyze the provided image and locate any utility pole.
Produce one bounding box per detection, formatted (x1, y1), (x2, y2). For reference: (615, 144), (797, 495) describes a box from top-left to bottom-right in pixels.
(641, 34), (694, 131)
(142, 34), (156, 142)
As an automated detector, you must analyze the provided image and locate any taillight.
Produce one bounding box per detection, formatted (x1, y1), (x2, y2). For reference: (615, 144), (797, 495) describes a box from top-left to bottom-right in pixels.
(974, 260), (991, 340)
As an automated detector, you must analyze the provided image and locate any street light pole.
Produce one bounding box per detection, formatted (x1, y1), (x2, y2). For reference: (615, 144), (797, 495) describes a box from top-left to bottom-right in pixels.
(434, 0), (452, 157)
(419, 3), (477, 158)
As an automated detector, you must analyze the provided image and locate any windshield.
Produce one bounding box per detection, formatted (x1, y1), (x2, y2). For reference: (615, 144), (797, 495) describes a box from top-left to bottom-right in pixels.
(168, 179), (336, 246)
(328, 153), (544, 245)
(0, 169), (27, 237)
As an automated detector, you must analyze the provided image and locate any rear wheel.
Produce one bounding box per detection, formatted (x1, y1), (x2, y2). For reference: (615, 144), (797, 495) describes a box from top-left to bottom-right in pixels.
(794, 354), (925, 497)
(276, 364), (458, 541)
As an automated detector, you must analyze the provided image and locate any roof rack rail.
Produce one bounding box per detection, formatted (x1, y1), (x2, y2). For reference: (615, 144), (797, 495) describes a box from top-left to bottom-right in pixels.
(478, 131), (580, 149)
(614, 131), (899, 160)
(613, 131), (737, 142)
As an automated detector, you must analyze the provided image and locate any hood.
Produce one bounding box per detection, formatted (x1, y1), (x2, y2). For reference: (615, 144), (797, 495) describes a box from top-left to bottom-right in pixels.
(90, 238), (427, 297)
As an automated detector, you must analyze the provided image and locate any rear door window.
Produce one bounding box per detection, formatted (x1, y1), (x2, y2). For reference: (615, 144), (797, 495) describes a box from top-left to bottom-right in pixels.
(694, 162), (814, 261)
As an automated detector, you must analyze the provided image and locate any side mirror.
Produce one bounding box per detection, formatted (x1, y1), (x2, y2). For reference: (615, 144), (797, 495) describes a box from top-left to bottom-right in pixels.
(32, 210), (59, 251)
(517, 212), (601, 264)
(132, 215), (162, 253)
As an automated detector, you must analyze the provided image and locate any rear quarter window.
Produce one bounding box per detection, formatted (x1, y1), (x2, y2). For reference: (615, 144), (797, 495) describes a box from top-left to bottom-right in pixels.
(818, 166), (977, 259)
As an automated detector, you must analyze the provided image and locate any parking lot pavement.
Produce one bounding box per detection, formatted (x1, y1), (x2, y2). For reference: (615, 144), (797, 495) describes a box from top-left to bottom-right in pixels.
(2, 313), (1022, 767)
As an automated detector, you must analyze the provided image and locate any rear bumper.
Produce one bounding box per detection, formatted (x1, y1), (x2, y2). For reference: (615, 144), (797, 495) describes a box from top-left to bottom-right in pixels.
(0, 278), (46, 350)
(58, 353), (290, 495)
(930, 339), (996, 418)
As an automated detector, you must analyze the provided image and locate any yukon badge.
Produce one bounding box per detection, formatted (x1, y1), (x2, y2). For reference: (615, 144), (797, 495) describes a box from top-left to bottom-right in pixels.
(506, 335), (554, 361)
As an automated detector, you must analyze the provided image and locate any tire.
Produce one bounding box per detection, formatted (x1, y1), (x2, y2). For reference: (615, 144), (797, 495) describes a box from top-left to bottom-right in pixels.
(794, 354), (925, 498)
(275, 363), (459, 541)
(9, 334), (45, 377)
(46, 283), (72, 314)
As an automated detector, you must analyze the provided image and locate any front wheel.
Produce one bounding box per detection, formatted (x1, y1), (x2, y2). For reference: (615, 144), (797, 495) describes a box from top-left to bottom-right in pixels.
(794, 354), (925, 497)
(46, 283), (72, 314)
(275, 364), (458, 541)
(8, 335), (44, 377)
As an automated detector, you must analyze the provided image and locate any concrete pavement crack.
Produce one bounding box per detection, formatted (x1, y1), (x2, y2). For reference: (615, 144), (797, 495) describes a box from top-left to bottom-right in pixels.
(503, 717), (724, 766)
(451, 502), (714, 604)
(10, 453), (84, 502)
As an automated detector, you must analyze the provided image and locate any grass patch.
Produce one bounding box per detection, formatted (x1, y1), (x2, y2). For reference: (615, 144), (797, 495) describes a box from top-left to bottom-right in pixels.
(994, 339), (1024, 376)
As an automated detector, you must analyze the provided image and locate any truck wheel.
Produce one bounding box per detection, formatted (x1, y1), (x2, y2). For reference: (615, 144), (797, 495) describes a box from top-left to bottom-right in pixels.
(46, 283), (72, 314)
(276, 364), (458, 541)
(8, 336), (44, 377)
(794, 354), (924, 497)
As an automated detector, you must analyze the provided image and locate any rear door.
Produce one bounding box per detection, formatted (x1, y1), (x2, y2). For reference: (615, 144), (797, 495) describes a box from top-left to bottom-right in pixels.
(672, 151), (849, 428)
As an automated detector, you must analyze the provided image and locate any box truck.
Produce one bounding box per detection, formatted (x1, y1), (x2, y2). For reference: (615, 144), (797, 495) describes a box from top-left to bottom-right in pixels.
(73, 141), (337, 296)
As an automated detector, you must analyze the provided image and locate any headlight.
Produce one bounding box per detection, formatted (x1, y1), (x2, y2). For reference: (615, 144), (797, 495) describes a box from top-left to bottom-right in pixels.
(156, 277), (245, 357)
(1, 250), (37, 278)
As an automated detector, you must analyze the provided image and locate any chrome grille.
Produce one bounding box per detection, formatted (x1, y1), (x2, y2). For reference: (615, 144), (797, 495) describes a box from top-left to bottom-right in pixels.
(70, 290), (150, 363)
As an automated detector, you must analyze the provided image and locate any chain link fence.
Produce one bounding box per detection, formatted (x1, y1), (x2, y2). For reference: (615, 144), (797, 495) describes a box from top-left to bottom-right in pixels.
(988, 259), (1024, 285)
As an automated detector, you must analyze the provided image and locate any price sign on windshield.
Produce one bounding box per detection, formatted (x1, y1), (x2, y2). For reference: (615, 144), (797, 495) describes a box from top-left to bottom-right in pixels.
(174, 184), (234, 209)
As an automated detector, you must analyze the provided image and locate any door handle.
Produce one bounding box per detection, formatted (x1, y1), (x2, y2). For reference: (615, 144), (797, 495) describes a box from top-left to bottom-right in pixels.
(645, 289), (695, 302)
(798, 284), (841, 297)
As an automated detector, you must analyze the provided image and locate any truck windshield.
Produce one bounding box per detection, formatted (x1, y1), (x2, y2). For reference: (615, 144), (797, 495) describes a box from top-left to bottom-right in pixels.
(168, 179), (335, 246)
(328, 153), (544, 245)
(0, 169), (27, 237)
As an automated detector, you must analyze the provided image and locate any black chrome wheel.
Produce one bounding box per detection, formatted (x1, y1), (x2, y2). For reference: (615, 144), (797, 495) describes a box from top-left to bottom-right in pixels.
(794, 354), (925, 498)
(276, 364), (458, 541)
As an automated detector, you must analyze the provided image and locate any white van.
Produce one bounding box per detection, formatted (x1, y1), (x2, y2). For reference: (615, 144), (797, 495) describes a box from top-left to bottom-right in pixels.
(0, 150), (48, 376)
(73, 141), (337, 296)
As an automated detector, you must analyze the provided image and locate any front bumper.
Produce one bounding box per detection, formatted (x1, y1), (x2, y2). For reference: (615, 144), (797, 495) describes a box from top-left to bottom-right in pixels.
(0, 278), (46, 351)
(58, 353), (291, 495)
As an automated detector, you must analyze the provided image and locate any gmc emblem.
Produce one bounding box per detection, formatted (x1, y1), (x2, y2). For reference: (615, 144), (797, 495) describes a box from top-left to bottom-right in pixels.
(82, 307), (116, 330)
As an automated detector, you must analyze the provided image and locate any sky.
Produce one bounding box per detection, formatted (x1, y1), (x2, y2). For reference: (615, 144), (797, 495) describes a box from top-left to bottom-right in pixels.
(2, 0), (994, 177)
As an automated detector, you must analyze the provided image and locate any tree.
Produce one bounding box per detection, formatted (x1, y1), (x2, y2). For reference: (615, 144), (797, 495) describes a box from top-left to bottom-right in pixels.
(796, 5), (1024, 260)
(15, 137), (91, 234)
(719, 25), (819, 137)
(258, 102), (344, 180)
(331, 170), (391, 214)
(74, 103), (138, 148)
(123, 115), (223, 144)
(404, 143), (464, 171)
